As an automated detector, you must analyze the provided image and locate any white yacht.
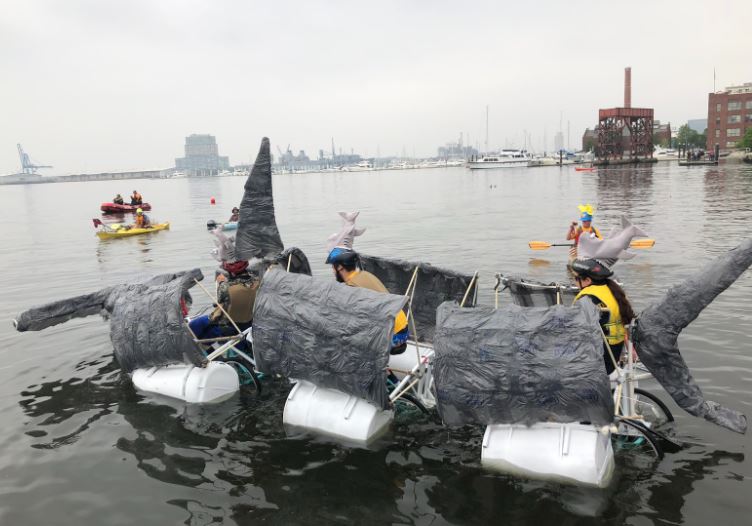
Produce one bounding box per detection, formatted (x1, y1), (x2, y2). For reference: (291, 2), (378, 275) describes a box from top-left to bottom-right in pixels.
(345, 160), (374, 172)
(467, 149), (531, 169)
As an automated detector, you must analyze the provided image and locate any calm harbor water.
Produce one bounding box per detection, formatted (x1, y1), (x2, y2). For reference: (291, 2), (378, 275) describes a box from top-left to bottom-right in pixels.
(1, 161), (751, 525)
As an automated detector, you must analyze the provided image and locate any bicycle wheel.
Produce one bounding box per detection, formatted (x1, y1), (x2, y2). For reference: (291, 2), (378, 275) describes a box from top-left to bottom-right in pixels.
(225, 360), (263, 394)
(613, 417), (663, 460)
(631, 388), (674, 428)
(393, 392), (429, 415)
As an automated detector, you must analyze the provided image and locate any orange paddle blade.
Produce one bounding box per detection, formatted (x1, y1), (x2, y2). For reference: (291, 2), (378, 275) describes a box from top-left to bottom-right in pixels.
(629, 239), (656, 249)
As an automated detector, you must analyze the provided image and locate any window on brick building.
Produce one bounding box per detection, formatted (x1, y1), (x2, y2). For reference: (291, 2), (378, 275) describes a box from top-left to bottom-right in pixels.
(716, 103), (721, 112)
(746, 100), (752, 110)
(728, 115), (741, 123)
(715, 130), (720, 138)
(728, 101), (742, 111)
(726, 141), (737, 148)
(716, 117), (721, 125)
(727, 128), (741, 137)
(746, 115), (752, 123)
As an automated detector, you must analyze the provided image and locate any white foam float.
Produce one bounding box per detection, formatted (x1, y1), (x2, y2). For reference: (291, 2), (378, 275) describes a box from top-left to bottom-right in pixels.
(481, 422), (614, 488)
(131, 362), (239, 404)
(283, 379), (394, 445)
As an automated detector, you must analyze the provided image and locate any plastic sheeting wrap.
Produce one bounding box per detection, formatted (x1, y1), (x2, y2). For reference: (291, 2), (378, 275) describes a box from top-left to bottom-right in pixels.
(633, 237), (752, 434)
(275, 247), (312, 276)
(359, 255), (477, 342)
(15, 270), (207, 373)
(252, 267), (407, 409)
(433, 301), (614, 427)
(235, 137), (284, 260)
(500, 276), (578, 307)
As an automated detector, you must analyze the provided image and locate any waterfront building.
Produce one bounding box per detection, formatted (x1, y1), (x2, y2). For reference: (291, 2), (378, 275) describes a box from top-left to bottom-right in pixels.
(706, 82), (752, 151)
(175, 134), (230, 176)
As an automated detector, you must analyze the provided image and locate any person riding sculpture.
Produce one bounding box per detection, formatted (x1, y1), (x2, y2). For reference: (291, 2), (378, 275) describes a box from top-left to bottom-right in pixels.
(571, 216), (647, 374)
(326, 247), (409, 352)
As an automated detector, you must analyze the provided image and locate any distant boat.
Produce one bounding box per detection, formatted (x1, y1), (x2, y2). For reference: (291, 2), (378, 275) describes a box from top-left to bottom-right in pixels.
(467, 149), (530, 169)
(344, 160), (374, 172)
(654, 147), (679, 161)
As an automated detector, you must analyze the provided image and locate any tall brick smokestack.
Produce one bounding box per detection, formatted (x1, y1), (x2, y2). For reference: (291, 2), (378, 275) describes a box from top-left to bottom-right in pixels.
(624, 67), (631, 108)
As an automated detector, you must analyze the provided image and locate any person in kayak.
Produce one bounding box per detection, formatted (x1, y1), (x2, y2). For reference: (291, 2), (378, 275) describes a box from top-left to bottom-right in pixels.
(567, 204), (602, 260)
(113, 193), (124, 205)
(571, 258), (635, 375)
(130, 190), (143, 205)
(134, 208), (151, 228)
(229, 207), (240, 222)
(326, 246), (409, 353)
(188, 259), (259, 340)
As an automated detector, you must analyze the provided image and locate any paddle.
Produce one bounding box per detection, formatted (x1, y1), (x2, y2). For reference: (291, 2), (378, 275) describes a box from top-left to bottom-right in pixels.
(529, 239), (655, 250)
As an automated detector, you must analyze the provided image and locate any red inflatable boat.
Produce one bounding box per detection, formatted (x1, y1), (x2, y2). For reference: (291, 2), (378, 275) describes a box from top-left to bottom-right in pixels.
(100, 202), (152, 213)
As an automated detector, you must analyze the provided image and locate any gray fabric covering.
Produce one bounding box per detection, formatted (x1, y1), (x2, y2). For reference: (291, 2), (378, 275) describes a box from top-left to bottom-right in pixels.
(252, 267), (407, 409)
(433, 301), (614, 427)
(275, 247), (312, 276)
(359, 255), (477, 343)
(235, 137), (284, 260)
(500, 275), (578, 307)
(15, 270), (207, 373)
(634, 238), (752, 434)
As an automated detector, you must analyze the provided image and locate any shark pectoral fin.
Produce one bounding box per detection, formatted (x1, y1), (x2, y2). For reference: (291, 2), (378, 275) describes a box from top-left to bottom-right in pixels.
(702, 401), (747, 434)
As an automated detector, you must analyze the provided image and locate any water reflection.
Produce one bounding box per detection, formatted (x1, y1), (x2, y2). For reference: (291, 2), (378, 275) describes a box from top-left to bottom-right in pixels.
(592, 166), (655, 223)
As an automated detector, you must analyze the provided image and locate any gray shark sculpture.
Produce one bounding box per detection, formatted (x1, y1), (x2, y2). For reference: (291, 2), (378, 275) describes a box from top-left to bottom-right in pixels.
(14, 270), (206, 372)
(235, 137), (285, 260)
(326, 211), (366, 253)
(578, 215), (649, 267)
(633, 238), (752, 434)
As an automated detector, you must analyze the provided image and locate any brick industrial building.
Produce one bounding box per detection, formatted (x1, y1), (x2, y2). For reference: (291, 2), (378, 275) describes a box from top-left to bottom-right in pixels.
(706, 82), (752, 151)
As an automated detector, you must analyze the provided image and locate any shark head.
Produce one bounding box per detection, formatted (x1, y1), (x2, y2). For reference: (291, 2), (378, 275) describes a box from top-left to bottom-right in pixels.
(578, 216), (648, 268)
(210, 229), (237, 262)
(326, 211), (366, 253)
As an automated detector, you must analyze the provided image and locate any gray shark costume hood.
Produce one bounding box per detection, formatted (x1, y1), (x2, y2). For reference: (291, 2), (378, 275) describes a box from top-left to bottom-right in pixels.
(326, 211), (366, 253)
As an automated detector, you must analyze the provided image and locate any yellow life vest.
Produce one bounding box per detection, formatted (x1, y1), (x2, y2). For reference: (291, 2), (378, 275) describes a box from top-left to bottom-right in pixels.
(574, 284), (624, 345)
(345, 270), (408, 333)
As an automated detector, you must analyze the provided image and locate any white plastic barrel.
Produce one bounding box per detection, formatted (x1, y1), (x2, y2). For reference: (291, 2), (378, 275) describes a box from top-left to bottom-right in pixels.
(131, 362), (240, 404)
(481, 422), (614, 488)
(283, 379), (393, 445)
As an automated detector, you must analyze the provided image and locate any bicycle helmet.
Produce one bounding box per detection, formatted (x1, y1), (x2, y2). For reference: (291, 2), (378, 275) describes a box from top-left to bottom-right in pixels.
(571, 258), (613, 281)
(325, 246), (359, 267)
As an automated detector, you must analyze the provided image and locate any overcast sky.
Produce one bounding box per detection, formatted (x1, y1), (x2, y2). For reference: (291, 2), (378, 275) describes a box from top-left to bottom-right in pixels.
(1, 0), (750, 174)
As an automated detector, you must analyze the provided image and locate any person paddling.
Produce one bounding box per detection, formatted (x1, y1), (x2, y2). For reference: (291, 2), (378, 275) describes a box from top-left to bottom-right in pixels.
(229, 207), (240, 222)
(134, 208), (150, 228)
(567, 204), (602, 261)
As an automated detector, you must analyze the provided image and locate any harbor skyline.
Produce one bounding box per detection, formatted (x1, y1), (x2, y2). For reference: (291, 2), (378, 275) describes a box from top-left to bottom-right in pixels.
(2, 0), (750, 174)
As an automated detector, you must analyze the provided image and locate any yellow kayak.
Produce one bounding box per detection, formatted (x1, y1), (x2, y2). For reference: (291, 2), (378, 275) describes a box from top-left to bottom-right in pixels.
(96, 222), (170, 239)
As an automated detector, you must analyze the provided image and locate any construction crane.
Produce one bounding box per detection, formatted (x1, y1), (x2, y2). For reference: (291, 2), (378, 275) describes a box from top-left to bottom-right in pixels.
(17, 144), (52, 174)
